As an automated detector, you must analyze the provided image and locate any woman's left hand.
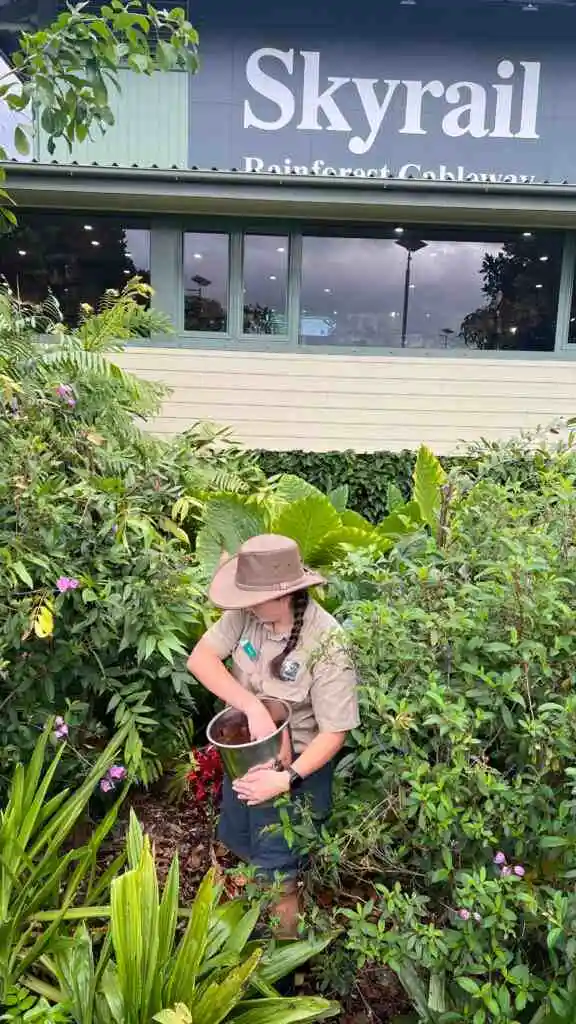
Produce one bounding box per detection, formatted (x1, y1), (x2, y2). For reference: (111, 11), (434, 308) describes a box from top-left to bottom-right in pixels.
(233, 765), (290, 806)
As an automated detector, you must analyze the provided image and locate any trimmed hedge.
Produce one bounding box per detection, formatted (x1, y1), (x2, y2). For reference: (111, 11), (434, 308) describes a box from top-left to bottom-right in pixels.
(254, 449), (456, 523)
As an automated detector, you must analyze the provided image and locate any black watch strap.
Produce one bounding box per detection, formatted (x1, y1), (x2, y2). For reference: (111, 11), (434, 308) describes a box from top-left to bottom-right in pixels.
(286, 766), (303, 790)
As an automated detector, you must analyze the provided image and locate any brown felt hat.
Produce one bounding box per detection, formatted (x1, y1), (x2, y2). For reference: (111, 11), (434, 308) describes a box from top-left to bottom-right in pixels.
(209, 534), (326, 611)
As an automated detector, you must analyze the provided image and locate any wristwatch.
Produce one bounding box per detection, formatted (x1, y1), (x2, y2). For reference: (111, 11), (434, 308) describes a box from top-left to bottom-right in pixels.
(286, 765), (303, 790)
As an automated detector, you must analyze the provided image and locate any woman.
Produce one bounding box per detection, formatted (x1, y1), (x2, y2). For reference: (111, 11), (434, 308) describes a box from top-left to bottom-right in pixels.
(187, 533), (359, 936)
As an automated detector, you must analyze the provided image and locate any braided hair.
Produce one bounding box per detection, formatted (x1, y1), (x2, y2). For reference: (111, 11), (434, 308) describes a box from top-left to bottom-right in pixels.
(270, 589), (310, 679)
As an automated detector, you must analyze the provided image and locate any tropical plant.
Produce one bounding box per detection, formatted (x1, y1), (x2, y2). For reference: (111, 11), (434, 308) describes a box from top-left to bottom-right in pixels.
(40, 812), (339, 1024)
(298, 437), (576, 1023)
(0, 721), (129, 1014)
(0, 284), (260, 784)
(191, 446), (447, 581)
(0, 1), (198, 222)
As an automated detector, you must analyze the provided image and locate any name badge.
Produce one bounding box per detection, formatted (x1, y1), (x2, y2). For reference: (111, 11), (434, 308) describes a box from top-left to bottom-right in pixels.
(240, 638), (258, 661)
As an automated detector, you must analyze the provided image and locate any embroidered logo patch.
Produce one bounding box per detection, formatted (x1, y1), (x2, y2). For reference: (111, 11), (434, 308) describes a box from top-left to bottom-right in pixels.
(240, 638), (258, 661)
(280, 659), (300, 682)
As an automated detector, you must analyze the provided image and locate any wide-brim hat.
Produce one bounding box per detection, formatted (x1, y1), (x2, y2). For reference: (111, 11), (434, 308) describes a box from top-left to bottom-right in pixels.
(209, 534), (326, 611)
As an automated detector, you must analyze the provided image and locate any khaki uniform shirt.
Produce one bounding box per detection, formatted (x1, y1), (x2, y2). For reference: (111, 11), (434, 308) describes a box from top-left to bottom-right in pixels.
(203, 600), (359, 753)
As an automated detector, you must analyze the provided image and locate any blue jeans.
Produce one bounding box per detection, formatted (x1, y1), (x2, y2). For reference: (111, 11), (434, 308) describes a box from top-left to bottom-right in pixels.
(218, 762), (333, 879)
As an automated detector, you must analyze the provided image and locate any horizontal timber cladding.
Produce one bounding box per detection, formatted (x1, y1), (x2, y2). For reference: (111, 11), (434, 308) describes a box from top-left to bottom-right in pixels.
(116, 348), (576, 453)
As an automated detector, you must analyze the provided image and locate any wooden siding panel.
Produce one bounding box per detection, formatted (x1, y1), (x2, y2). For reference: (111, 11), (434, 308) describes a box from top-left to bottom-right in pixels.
(117, 348), (576, 452)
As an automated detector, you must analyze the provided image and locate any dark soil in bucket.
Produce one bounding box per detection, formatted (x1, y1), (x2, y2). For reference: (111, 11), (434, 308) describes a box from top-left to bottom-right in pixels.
(217, 719), (253, 745)
(97, 786), (410, 1023)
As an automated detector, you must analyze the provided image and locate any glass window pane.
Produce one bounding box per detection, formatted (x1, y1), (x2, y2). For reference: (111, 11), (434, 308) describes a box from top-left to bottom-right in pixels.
(184, 232), (228, 332)
(0, 213), (150, 327)
(243, 235), (288, 335)
(300, 231), (562, 351)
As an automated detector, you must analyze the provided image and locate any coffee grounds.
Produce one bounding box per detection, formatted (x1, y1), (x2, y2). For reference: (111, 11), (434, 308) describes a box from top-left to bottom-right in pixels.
(217, 720), (253, 746)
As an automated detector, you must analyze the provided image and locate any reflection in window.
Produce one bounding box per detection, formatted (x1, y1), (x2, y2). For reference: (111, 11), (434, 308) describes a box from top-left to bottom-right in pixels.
(243, 235), (288, 335)
(299, 231), (562, 351)
(184, 232), (228, 332)
(0, 213), (151, 326)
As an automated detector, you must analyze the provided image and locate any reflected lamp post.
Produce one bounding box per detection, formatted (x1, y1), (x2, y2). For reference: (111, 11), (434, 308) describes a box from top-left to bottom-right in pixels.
(395, 236), (428, 347)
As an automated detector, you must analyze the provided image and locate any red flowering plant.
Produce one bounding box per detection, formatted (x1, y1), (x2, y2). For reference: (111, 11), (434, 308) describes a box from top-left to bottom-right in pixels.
(186, 745), (223, 806)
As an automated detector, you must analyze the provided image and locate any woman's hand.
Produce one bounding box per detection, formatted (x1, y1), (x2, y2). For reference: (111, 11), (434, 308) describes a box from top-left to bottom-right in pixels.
(233, 764), (290, 806)
(246, 699), (277, 740)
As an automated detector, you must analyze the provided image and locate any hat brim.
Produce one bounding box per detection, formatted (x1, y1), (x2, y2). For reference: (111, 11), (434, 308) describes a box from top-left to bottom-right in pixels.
(209, 552), (326, 610)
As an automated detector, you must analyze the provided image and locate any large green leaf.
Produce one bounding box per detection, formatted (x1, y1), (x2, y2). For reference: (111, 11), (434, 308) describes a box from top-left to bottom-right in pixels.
(192, 949), (263, 1024)
(340, 509), (372, 531)
(167, 869), (216, 1007)
(312, 526), (382, 568)
(327, 484), (349, 514)
(233, 997), (340, 1024)
(254, 934), (336, 986)
(272, 475), (324, 506)
(271, 495), (341, 563)
(412, 445), (446, 532)
(202, 495), (267, 557)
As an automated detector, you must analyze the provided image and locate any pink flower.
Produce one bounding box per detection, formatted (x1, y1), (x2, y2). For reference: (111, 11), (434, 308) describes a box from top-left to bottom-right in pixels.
(56, 577), (80, 593)
(493, 851), (507, 866)
(501, 866), (512, 877)
(100, 765), (127, 794)
(458, 909), (471, 921)
(54, 716), (68, 740)
(56, 384), (73, 399)
(514, 865), (526, 877)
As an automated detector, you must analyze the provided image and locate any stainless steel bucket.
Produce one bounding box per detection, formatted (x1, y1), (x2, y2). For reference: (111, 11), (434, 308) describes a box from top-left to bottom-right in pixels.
(206, 698), (291, 781)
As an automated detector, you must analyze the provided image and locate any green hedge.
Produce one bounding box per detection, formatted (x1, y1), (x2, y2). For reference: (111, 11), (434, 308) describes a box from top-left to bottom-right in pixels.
(254, 449), (456, 523)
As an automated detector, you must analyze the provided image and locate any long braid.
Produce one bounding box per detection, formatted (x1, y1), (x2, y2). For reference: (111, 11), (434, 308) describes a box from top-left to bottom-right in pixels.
(270, 589), (309, 679)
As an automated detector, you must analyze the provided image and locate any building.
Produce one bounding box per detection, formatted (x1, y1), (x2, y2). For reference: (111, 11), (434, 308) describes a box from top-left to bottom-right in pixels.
(2, 0), (576, 452)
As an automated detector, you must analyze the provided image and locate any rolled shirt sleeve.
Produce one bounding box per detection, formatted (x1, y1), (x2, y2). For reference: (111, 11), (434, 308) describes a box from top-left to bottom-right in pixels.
(202, 610), (246, 659)
(309, 630), (360, 734)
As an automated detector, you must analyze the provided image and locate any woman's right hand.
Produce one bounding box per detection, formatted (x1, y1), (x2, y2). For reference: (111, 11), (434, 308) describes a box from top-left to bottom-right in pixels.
(246, 699), (277, 740)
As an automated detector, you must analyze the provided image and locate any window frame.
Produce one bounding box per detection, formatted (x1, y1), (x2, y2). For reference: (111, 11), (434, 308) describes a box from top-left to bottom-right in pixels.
(143, 218), (576, 357)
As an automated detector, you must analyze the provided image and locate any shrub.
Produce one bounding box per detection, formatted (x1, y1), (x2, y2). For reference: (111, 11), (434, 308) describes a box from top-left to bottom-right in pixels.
(305, 438), (576, 1023)
(0, 283), (256, 784)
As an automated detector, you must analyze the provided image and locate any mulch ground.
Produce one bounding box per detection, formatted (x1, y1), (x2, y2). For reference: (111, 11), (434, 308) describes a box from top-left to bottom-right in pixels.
(101, 787), (410, 1024)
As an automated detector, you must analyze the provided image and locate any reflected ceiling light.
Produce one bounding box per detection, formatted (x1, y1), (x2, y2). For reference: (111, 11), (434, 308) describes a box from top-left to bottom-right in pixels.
(425, 313), (431, 318)
(91, 240), (100, 247)
(535, 283), (543, 288)
(276, 246), (285, 253)
(510, 326), (518, 334)
(193, 253), (202, 259)
(522, 3), (538, 10)
(324, 287), (331, 293)
(522, 231), (533, 238)
(539, 255), (549, 262)
(269, 275), (277, 280)
(18, 249), (26, 256)
(394, 226), (404, 235)
(84, 224), (93, 231)
(124, 270), (131, 275)
(126, 251), (133, 258)
(333, 310), (338, 314)
(409, 284), (415, 289)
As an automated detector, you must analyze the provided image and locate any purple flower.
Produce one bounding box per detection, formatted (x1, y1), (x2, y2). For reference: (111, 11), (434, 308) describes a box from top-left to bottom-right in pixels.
(56, 384), (73, 399)
(54, 716), (68, 740)
(494, 851), (507, 866)
(514, 865), (526, 878)
(100, 764), (127, 794)
(501, 866), (512, 877)
(458, 909), (471, 921)
(56, 577), (80, 593)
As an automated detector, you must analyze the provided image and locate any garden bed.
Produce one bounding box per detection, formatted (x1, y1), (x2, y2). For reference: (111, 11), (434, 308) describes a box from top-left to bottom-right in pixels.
(102, 787), (408, 1023)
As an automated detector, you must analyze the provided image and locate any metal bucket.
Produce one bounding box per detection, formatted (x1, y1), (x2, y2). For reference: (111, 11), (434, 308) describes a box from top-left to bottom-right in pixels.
(206, 698), (291, 781)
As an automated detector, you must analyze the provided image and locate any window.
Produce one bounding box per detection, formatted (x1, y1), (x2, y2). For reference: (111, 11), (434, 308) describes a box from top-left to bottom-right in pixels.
(299, 230), (563, 351)
(242, 235), (289, 335)
(184, 232), (229, 333)
(0, 212), (150, 326)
